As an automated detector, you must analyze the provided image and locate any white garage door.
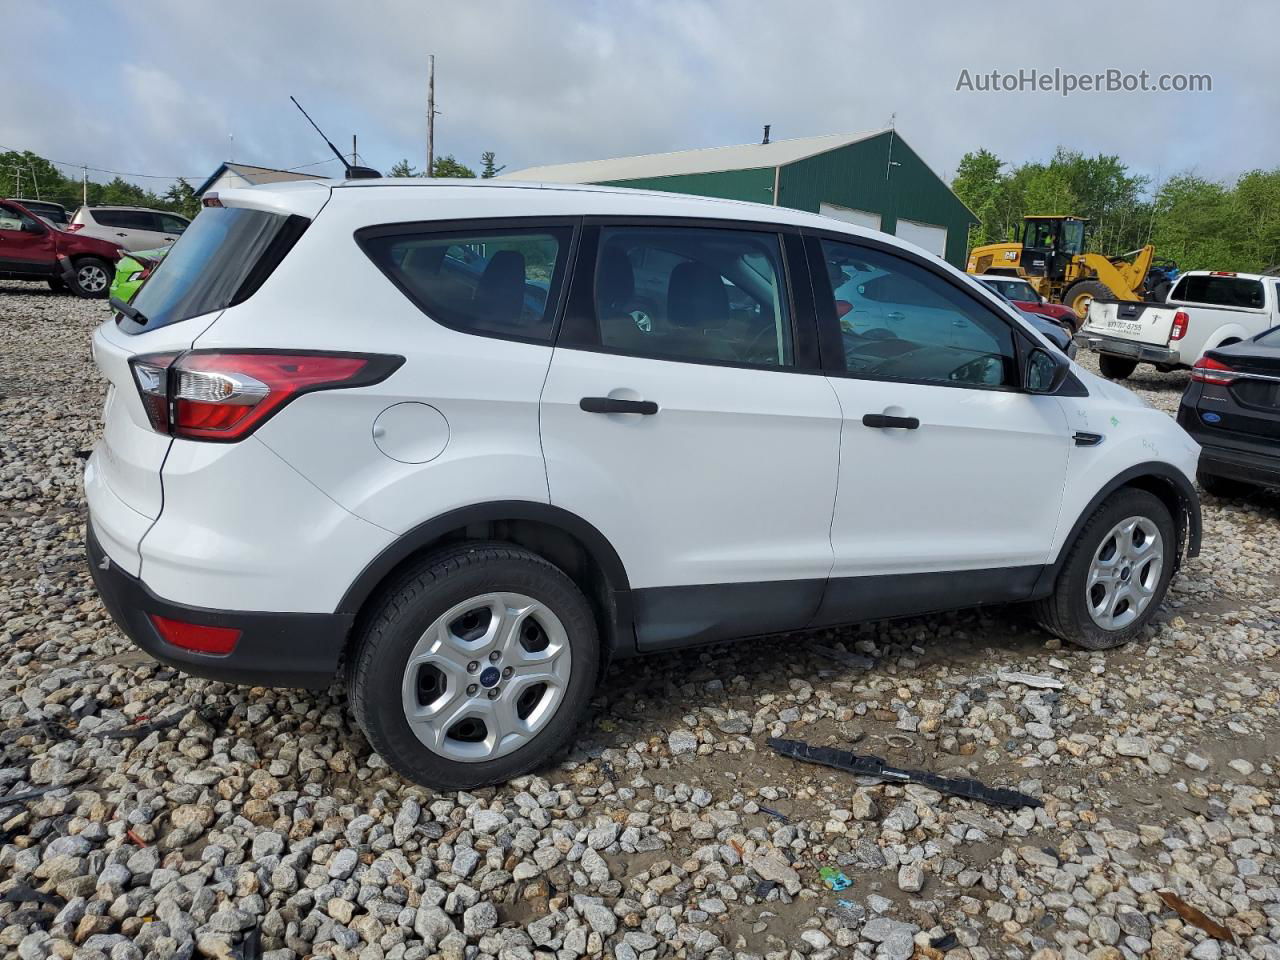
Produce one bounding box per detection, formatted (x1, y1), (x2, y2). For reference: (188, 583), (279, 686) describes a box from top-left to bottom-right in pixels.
(894, 219), (948, 258)
(818, 203), (882, 231)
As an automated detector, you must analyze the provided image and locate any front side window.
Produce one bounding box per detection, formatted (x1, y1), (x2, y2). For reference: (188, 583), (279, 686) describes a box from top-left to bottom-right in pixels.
(158, 214), (189, 234)
(981, 277), (1041, 303)
(0, 203), (37, 232)
(361, 228), (569, 342)
(587, 226), (792, 367)
(821, 238), (1016, 388)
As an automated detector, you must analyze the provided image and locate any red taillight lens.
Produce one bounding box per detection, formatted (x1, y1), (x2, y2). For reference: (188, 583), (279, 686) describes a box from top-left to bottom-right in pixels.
(67, 223), (83, 232)
(835, 299), (853, 318)
(129, 351), (402, 442)
(1169, 311), (1190, 341)
(1190, 355), (1236, 385)
(149, 615), (240, 654)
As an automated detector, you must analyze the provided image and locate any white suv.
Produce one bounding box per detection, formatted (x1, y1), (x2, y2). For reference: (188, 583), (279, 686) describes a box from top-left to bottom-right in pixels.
(70, 205), (190, 251)
(86, 179), (1203, 789)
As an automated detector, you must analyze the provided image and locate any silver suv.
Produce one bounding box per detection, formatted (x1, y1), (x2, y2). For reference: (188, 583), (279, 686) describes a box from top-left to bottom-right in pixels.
(70, 205), (189, 251)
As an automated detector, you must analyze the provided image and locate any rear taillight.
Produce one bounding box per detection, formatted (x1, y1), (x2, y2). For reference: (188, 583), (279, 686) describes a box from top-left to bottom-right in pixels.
(150, 615), (240, 655)
(131, 353), (178, 432)
(67, 223), (83, 232)
(1190, 355), (1236, 385)
(1169, 311), (1190, 341)
(129, 351), (402, 442)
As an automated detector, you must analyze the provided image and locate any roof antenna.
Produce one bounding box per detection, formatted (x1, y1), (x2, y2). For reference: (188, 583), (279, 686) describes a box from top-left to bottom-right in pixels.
(762, 124), (771, 145)
(290, 96), (381, 179)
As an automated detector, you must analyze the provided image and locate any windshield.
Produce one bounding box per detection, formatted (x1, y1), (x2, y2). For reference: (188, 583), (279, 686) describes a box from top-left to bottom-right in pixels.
(123, 205), (307, 333)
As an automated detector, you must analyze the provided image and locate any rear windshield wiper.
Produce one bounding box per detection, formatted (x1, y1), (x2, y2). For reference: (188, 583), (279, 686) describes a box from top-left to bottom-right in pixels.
(110, 296), (150, 327)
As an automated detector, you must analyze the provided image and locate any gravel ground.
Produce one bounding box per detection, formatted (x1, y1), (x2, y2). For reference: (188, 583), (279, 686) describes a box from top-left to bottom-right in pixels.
(1, 284), (1277, 960)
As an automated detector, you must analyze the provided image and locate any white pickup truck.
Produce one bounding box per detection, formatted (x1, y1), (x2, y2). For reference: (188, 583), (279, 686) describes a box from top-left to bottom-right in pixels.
(1080, 270), (1280, 379)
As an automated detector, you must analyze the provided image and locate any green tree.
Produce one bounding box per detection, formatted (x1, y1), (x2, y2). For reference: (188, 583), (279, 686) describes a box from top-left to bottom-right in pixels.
(388, 158), (419, 177)
(951, 149), (1008, 247)
(480, 151), (505, 179)
(163, 178), (200, 219)
(430, 155), (476, 179)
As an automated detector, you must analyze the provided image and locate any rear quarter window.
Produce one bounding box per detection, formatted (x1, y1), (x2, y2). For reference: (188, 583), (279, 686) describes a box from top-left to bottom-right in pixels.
(121, 206), (308, 334)
(357, 225), (572, 343)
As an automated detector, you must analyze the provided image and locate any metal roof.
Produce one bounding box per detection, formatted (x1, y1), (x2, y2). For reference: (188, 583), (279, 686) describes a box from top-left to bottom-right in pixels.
(196, 162), (330, 196)
(502, 130), (889, 184)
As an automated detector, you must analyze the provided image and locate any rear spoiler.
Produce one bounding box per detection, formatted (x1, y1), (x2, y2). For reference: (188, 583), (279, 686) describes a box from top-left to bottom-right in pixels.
(203, 180), (332, 220)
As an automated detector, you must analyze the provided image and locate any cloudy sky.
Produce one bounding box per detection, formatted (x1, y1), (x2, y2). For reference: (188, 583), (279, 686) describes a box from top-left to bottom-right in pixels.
(7, 0), (1276, 193)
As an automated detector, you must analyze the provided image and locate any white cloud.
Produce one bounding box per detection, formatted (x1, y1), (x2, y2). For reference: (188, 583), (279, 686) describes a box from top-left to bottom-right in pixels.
(5, 0), (1273, 194)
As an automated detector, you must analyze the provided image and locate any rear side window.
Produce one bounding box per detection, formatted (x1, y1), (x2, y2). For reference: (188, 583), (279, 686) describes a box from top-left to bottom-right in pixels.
(359, 227), (571, 342)
(92, 209), (154, 230)
(578, 225), (793, 367)
(1171, 274), (1265, 309)
(122, 206), (308, 334)
(158, 214), (189, 234)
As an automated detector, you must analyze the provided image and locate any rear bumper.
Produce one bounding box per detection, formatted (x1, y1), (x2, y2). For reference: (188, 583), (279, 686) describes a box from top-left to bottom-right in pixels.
(1177, 419), (1280, 489)
(87, 522), (351, 689)
(1079, 333), (1179, 365)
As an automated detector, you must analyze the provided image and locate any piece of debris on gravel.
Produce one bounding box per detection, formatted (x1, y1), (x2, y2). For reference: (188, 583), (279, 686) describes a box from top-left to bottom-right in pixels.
(1, 285), (1277, 960)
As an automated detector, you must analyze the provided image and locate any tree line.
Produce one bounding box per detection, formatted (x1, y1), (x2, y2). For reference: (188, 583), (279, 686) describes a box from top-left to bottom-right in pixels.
(0, 150), (201, 219)
(951, 147), (1280, 274)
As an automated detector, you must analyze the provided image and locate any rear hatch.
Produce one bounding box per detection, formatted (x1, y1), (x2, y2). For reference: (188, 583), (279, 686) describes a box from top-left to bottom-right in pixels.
(88, 184), (328, 569)
(1083, 299), (1178, 346)
(1190, 341), (1280, 448)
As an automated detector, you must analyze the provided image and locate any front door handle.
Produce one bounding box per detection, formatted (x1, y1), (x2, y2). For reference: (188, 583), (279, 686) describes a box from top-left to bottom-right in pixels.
(862, 413), (919, 429)
(580, 397), (658, 415)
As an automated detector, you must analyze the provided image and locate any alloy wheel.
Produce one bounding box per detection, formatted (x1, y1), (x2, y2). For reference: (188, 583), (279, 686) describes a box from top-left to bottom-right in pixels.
(1085, 515), (1164, 630)
(400, 592), (572, 762)
(77, 264), (108, 293)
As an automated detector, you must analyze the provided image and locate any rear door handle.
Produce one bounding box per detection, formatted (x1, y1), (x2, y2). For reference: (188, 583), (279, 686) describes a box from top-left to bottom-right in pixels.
(862, 413), (919, 429)
(580, 397), (658, 415)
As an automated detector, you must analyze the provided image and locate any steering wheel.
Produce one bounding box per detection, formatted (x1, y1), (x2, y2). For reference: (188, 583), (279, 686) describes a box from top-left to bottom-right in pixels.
(861, 327), (899, 340)
(628, 309), (653, 333)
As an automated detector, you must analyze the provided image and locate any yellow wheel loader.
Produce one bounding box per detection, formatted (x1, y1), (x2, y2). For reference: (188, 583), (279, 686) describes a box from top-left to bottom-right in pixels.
(966, 215), (1176, 319)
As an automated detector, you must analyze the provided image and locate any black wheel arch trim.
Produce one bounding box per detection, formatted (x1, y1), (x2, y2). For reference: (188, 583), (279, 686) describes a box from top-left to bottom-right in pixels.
(1031, 461), (1202, 598)
(335, 500), (635, 655)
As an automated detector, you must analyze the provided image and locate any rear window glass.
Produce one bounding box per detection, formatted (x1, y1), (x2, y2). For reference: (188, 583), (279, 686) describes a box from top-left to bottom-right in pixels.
(122, 206), (306, 334)
(1171, 274), (1265, 309)
(359, 227), (571, 342)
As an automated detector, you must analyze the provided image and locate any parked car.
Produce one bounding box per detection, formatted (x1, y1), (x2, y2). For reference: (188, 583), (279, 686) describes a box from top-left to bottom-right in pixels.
(109, 246), (169, 303)
(12, 198), (69, 227)
(1176, 330), (1280, 496)
(1080, 271), (1280, 379)
(86, 180), (1203, 789)
(977, 283), (1077, 359)
(975, 274), (1082, 331)
(0, 198), (122, 297)
(69, 205), (189, 251)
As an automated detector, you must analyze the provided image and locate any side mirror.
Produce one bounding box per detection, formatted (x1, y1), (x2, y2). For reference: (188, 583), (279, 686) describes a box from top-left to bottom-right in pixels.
(21, 219), (44, 234)
(1025, 347), (1069, 394)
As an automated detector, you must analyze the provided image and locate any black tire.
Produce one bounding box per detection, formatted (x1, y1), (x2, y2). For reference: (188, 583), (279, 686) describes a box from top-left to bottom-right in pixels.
(1033, 488), (1176, 650)
(347, 542), (599, 790)
(1098, 354), (1138, 380)
(47, 277), (68, 294)
(69, 257), (112, 299)
(1064, 279), (1115, 319)
(1198, 470), (1255, 499)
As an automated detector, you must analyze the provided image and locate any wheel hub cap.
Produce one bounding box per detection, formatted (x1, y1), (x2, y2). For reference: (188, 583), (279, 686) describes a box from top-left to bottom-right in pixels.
(400, 592), (572, 763)
(1085, 516), (1164, 631)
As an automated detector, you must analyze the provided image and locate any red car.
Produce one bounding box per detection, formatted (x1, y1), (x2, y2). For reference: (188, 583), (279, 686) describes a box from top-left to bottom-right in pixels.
(976, 275), (1081, 331)
(0, 198), (122, 298)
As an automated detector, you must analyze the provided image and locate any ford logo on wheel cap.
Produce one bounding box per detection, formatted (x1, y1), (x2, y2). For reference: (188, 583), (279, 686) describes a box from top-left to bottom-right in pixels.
(479, 666), (501, 688)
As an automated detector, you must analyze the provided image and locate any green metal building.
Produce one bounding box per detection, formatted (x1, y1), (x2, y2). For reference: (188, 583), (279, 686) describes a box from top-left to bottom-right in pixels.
(504, 129), (978, 266)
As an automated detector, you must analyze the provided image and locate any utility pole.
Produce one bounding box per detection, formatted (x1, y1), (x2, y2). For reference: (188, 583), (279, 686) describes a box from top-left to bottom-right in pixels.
(82, 165), (87, 206)
(352, 134), (358, 166)
(426, 54), (436, 177)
